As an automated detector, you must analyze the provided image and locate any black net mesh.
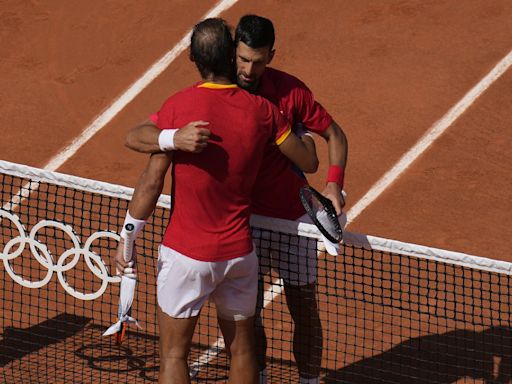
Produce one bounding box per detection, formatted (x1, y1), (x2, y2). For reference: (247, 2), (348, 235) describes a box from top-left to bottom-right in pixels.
(1, 165), (511, 383)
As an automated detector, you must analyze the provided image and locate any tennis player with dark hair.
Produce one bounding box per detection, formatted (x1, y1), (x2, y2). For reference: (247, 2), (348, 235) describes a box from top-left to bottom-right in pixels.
(115, 18), (318, 384)
(234, 15), (349, 384)
(124, 14), (348, 384)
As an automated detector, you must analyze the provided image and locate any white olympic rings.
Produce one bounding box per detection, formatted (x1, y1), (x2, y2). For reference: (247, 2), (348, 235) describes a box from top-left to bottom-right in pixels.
(0, 209), (121, 300)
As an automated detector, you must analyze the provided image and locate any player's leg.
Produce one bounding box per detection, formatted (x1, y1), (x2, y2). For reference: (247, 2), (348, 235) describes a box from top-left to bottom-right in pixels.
(156, 245), (215, 383)
(157, 307), (198, 383)
(278, 231), (322, 382)
(212, 250), (259, 384)
(254, 277), (268, 380)
(251, 229), (272, 381)
(218, 316), (258, 383)
(283, 281), (322, 381)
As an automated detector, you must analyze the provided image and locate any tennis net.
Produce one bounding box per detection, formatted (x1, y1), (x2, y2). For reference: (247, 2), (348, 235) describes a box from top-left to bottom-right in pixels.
(1, 159), (511, 383)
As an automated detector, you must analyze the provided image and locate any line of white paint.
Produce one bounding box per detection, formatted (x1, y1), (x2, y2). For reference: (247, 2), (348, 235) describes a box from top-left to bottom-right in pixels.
(189, 339), (225, 379)
(346, 49), (512, 225)
(174, 49), (512, 377)
(2, 181), (35, 212)
(189, 278), (284, 376)
(197, 48), (512, 377)
(43, 0), (239, 173)
(4, 0), (239, 213)
(8, 1), (510, 373)
(4, 0), (244, 373)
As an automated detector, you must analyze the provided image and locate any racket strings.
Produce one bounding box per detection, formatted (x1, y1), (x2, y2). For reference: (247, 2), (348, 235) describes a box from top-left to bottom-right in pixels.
(316, 209), (336, 235)
(301, 187), (342, 243)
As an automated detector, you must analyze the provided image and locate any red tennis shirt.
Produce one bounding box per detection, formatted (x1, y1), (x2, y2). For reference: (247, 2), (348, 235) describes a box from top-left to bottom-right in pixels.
(251, 67), (333, 220)
(155, 82), (291, 261)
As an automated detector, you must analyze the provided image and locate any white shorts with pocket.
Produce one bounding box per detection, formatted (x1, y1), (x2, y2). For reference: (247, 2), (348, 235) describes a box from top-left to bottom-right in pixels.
(252, 213), (317, 286)
(157, 245), (258, 321)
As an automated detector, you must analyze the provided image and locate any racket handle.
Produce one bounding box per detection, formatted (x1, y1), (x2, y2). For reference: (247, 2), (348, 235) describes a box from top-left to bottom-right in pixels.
(122, 223), (135, 263)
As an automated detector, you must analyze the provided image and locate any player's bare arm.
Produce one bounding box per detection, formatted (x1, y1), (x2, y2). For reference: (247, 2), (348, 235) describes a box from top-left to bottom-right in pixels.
(278, 131), (319, 173)
(299, 134), (318, 171)
(115, 152), (173, 275)
(124, 120), (161, 153)
(125, 120), (211, 153)
(318, 120), (348, 215)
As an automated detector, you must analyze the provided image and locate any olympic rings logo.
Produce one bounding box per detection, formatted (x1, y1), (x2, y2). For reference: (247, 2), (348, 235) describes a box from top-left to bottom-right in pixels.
(0, 209), (121, 300)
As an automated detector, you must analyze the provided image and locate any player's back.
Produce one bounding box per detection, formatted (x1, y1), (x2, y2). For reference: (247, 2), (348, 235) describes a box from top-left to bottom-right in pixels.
(156, 82), (289, 261)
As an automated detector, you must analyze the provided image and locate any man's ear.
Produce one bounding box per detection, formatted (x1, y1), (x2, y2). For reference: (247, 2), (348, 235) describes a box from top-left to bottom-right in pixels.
(268, 49), (276, 64)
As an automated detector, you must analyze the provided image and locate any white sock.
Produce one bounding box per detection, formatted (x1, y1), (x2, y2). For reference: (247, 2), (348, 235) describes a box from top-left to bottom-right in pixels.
(259, 368), (268, 384)
(299, 376), (320, 384)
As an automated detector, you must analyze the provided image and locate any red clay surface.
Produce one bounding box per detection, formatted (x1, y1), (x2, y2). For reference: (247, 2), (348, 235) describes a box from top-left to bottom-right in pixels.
(2, 0), (511, 259)
(2, 2), (512, 383)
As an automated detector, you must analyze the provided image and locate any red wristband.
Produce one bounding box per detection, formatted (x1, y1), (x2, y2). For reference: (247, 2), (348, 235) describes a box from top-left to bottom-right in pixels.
(326, 165), (344, 189)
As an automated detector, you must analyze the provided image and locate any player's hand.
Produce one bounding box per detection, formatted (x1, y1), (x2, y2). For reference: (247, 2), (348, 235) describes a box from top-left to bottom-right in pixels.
(174, 121), (211, 153)
(322, 182), (346, 216)
(115, 238), (137, 277)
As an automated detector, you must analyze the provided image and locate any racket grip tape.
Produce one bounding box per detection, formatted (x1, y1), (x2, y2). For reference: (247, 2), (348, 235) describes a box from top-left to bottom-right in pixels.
(122, 223), (135, 263)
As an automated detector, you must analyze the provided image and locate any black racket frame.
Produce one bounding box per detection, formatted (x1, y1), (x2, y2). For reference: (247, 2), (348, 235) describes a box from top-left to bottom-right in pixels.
(299, 185), (343, 243)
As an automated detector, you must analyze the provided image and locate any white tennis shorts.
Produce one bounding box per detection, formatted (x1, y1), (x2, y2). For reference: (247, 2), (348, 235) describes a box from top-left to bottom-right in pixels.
(157, 245), (258, 321)
(253, 214), (317, 286)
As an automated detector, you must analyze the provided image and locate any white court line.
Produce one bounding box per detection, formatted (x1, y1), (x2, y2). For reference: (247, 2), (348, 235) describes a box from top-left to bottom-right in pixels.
(346, 49), (512, 225)
(4, 0), (239, 212)
(7, 0), (511, 373)
(44, 0), (239, 173)
(189, 49), (512, 376)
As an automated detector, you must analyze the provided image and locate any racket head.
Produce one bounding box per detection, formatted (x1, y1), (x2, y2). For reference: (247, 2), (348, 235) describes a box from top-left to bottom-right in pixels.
(299, 185), (343, 243)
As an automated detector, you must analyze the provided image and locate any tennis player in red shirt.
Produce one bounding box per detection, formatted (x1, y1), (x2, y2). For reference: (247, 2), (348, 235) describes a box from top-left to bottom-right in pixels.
(125, 15), (348, 384)
(115, 18), (318, 384)
(234, 16), (348, 384)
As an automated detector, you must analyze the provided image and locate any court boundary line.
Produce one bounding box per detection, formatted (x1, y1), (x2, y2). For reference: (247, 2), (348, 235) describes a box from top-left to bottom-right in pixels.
(247, 48), (512, 379)
(42, 0), (239, 173)
(346, 50), (512, 225)
(4, 0), (239, 212)
(4, 158), (512, 378)
(7, 5), (512, 376)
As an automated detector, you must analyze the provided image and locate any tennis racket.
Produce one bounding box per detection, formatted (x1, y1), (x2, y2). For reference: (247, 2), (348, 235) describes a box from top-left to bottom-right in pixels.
(115, 223), (135, 345)
(121, 223), (136, 278)
(299, 185), (343, 243)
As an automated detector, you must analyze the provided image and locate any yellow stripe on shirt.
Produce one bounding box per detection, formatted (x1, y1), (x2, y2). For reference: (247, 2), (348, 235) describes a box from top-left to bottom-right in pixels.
(275, 125), (292, 145)
(197, 82), (238, 89)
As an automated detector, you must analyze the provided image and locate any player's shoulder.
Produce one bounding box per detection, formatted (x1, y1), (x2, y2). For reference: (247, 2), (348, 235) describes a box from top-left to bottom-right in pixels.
(264, 67), (308, 89)
(160, 84), (197, 106)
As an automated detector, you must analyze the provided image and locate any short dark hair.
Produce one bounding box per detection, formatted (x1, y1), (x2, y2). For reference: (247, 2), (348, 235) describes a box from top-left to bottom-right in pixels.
(235, 14), (275, 50)
(190, 18), (234, 79)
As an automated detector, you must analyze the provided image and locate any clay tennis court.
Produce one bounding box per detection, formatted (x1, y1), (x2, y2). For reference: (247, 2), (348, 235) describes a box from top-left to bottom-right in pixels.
(1, 0), (512, 383)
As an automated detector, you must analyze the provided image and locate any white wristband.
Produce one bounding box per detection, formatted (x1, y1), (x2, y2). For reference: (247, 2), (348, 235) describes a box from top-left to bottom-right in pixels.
(120, 211), (146, 240)
(158, 129), (178, 151)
